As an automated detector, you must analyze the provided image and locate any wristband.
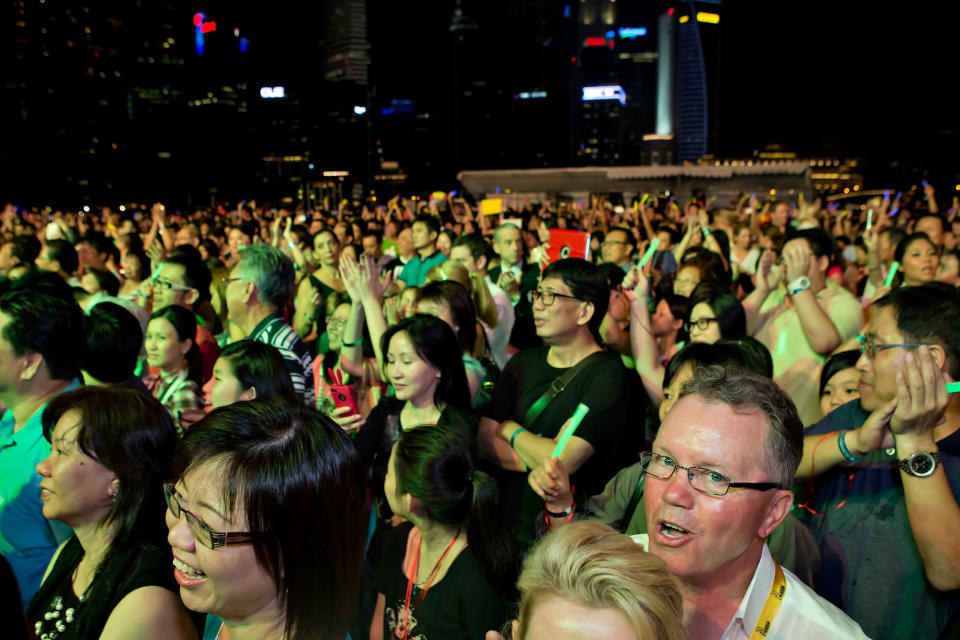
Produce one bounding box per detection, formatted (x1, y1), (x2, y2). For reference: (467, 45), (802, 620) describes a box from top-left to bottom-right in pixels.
(702, 227), (711, 235)
(544, 501), (575, 518)
(288, 242), (296, 250)
(837, 430), (863, 463)
(509, 427), (527, 448)
(341, 336), (363, 348)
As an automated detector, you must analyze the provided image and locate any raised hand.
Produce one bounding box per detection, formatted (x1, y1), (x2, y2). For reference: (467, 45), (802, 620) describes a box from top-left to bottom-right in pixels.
(889, 346), (948, 439)
(622, 265), (649, 304)
(757, 249), (779, 293)
(528, 457), (573, 513)
(848, 394), (896, 457)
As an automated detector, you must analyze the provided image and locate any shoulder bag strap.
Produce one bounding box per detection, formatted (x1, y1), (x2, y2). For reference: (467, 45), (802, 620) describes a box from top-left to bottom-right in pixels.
(520, 351), (607, 429)
(622, 473), (645, 534)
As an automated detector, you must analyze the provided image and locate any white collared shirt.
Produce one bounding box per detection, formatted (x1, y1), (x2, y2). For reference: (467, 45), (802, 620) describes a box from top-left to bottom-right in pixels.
(721, 545), (869, 640)
(629, 538), (869, 640)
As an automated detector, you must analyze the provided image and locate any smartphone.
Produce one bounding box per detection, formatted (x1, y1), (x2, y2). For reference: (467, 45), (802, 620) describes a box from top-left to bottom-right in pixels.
(330, 384), (359, 416)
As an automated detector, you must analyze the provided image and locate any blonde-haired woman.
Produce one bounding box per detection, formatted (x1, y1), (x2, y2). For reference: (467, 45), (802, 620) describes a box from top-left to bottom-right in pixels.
(490, 521), (685, 640)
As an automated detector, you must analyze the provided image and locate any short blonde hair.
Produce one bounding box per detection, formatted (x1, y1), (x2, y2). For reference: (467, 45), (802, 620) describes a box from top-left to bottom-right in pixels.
(516, 522), (684, 640)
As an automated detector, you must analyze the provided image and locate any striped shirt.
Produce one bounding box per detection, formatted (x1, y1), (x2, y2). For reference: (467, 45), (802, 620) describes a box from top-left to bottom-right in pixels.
(249, 312), (315, 406)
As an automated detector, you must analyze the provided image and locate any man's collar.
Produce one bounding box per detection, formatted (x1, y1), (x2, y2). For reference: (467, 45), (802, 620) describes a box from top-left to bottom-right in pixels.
(726, 543), (776, 639)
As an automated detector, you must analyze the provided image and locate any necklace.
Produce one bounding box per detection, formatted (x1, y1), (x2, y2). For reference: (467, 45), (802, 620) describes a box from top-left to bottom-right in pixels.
(33, 558), (100, 639)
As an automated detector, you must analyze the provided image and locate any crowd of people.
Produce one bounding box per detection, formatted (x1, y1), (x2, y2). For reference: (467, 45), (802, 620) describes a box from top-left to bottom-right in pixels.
(1, 185), (959, 639)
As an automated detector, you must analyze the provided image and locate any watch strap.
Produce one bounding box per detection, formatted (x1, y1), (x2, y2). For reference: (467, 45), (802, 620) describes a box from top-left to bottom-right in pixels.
(898, 451), (941, 476)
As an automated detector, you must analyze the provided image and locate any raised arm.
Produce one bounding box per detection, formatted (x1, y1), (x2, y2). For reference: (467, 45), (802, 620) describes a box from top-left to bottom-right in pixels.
(340, 253), (393, 372)
(781, 243), (842, 355)
(890, 347), (960, 590)
(624, 267), (665, 406)
(742, 249), (778, 332)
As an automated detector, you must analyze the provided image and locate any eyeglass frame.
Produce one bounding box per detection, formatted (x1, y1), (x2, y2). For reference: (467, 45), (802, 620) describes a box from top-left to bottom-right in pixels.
(151, 276), (195, 293)
(528, 288), (583, 306)
(856, 333), (923, 360)
(163, 482), (258, 550)
(639, 451), (781, 497)
(685, 317), (719, 333)
(221, 276), (250, 287)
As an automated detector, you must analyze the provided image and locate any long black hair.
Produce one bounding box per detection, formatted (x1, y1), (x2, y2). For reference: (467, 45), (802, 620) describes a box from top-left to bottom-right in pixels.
(380, 314), (471, 409)
(171, 396), (365, 640)
(149, 304), (204, 385)
(394, 426), (520, 600)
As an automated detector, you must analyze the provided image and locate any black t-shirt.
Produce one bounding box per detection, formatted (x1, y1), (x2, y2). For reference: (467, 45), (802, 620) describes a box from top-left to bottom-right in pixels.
(354, 397), (478, 517)
(487, 346), (630, 544)
(373, 522), (511, 640)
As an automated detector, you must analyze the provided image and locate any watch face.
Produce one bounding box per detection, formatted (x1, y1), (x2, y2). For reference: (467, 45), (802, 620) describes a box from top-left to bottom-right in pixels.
(909, 453), (936, 477)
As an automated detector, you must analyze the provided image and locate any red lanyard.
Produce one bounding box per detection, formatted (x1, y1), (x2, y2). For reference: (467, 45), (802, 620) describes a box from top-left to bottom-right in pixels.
(400, 530), (461, 640)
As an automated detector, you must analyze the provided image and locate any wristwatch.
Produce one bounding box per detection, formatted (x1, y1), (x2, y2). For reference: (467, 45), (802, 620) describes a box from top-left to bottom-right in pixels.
(788, 276), (811, 295)
(898, 451), (941, 477)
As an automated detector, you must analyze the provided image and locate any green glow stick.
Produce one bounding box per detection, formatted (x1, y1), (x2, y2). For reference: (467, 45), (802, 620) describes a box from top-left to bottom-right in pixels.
(638, 237), (661, 268)
(884, 261), (900, 288)
(866, 208), (873, 231)
(947, 382), (960, 394)
(552, 403), (590, 458)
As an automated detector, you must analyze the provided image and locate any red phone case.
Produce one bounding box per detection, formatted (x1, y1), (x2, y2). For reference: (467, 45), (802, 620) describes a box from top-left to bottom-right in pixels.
(547, 229), (591, 265)
(330, 384), (359, 415)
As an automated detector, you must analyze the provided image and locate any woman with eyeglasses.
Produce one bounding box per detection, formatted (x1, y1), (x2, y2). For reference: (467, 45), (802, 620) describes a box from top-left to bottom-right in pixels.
(371, 426), (518, 640)
(684, 290), (746, 344)
(165, 396), (365, 640)
(144, 305), (204, 433)
(27, 387), (198, 640)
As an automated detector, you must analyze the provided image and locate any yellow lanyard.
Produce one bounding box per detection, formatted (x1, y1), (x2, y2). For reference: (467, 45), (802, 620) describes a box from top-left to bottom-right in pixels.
(749, 561), (786, 639)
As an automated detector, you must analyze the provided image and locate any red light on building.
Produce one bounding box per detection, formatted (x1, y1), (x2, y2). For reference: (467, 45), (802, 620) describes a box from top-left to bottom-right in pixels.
(570, 56), (577, 63)
(200, 21), (217, 33)
(193, 13), (204, 27)
(668, 7), (674, 15)
(584, 36), (606, 47)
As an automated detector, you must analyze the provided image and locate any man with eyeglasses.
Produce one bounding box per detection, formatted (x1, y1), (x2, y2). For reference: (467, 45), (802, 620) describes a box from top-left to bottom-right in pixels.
(140, 252), (220, 384)
(600, 226), (636, 272)
(745, 228), (863, 424)
(224, 244), (315, 406)
(795, 284), (960, 640)
(479, 258), (630, 546)
(535, 366), (865, 639)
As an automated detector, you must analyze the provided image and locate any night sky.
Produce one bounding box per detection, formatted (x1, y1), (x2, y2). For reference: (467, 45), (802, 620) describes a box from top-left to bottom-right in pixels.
(3, 1), (958, 202)
(175, 1), (960, 187)
(715, 1), (958, 185)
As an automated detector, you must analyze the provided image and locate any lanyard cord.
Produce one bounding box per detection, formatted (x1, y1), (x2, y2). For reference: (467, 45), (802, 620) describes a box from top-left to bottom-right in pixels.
(749, 561), (787, 640)
(795, 430), (856, 515)
(401, 530), (461, 640)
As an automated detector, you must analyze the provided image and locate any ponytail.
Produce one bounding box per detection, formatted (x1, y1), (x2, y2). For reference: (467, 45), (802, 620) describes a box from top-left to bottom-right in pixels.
(395, 427), (520, 599)
(465, 469), (521, 600)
